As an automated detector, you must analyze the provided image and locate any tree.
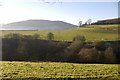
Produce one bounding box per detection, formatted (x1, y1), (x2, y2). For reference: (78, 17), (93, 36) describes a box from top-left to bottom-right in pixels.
(69, 35), (86, 53)
(32, 34), (40, 39)
(73, 35), (86, 42)
(78, 21), (82, 27)
(64, 35), (86, 62)
(104, 47), (116, 63)
(91, 41), (106, 51)
(4, 33), (22, 39)
(86, 19), (92, 25)
(78, 47), (99, 63)
(47, 32), (54, 40)
(2, 37), (20, 61)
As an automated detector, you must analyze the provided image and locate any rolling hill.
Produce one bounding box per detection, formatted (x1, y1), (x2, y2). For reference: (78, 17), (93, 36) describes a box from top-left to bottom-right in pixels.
(2, 20), (77, 30)
(2, 24), (119, 42)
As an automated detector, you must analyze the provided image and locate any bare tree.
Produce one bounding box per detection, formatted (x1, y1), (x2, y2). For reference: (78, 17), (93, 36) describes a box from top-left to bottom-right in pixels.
(86, 19), (92, 25)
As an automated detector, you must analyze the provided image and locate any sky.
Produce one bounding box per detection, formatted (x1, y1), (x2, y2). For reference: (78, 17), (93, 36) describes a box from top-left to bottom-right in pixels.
(0, 0), (119, 25)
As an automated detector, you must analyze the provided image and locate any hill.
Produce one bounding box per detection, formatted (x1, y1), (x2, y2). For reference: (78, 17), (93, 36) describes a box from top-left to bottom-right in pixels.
(2, 24), (119, 42)
(92, 18), (120, 25)
(2, 20), (77, 30)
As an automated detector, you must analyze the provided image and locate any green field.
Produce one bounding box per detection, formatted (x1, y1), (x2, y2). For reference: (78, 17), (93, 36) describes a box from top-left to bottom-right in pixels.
(0, 61), (119, 79)
(1, 24), (119, 42)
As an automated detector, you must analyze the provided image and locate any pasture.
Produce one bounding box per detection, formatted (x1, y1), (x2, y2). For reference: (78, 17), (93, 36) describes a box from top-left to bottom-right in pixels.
(1, 24), (119, 42)
(0, 61), (119, 79)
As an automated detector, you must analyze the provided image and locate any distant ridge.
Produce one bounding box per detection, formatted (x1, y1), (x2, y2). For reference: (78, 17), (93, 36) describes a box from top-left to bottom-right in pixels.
(92, 18), (120, 25)
(2, 20), (77, 30)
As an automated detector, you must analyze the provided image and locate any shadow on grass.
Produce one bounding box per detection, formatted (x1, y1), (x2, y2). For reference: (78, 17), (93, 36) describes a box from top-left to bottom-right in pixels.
(1, 77), (120, 80)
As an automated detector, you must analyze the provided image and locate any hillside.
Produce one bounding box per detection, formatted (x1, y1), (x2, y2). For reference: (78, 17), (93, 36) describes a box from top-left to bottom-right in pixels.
(92, 18), (120, 24)
(2, 20), (77, 30)
(2, 24), (119, 42)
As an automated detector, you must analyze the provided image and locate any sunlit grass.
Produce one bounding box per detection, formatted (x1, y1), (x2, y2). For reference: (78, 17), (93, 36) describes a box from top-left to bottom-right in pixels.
(1, 24), (119, 42)
(1, 61), (119, 79)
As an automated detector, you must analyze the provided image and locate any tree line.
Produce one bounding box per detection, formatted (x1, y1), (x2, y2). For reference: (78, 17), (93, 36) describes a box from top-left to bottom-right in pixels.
(2, 33), (120, 63)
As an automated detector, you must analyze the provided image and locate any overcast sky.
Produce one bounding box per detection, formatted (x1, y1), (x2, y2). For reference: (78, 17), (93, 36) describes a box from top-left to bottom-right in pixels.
(0, 0), (119, 25)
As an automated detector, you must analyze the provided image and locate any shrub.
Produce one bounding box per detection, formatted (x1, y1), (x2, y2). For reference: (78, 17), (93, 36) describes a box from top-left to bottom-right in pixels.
(78, 47), (99, 63)
(47, 32), (54, 40)
(104, 47), (116, 63)
(91, 41), (106, 51)
(73, 35), (86, 42)
(64, 36), (86, 62)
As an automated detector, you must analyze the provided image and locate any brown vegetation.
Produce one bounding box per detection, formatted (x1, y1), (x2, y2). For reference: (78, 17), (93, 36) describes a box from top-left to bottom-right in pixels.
(2, 33), (120, 63)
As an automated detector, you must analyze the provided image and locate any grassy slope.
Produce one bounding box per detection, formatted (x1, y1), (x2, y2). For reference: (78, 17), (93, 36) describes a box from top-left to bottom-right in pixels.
(1, 24), (119, 41)
(1, 61), (119, 79)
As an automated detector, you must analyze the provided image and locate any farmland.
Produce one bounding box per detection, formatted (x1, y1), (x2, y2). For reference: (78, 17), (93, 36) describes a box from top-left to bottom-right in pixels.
(1, 24), (120, 79)
(1, 24), (119, 42)
(0, 61), (119, 79)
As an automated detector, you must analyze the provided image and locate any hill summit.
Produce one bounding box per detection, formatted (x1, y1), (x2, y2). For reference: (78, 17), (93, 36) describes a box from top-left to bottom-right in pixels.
(2, 20), (77, 30)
